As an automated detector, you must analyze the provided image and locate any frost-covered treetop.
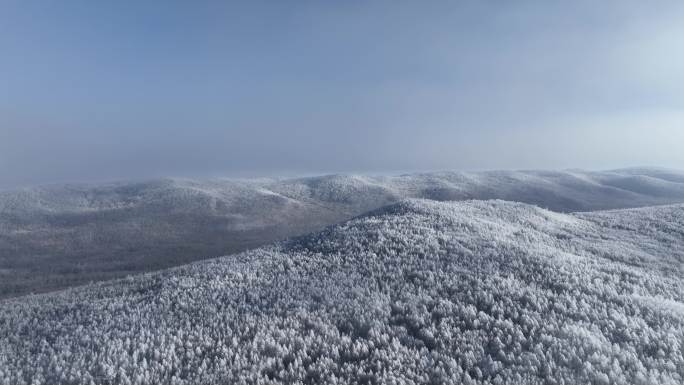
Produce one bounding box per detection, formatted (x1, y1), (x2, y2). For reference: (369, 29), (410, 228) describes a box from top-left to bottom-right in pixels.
(3, 168), (684, 299)
(1, 199), (683, 385)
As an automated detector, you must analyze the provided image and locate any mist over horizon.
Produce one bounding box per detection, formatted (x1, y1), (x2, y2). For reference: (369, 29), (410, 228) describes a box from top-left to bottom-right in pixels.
(2, 164), (683, 191)
(2, 1), (684, 189)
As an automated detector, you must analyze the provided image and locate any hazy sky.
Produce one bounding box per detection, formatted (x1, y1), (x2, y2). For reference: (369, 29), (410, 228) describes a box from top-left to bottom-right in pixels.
(1, 1), (683, 188)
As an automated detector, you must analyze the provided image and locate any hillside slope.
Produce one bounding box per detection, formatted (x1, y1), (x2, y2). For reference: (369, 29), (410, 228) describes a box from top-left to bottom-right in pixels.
(1, 200), (683, 385)
(2, 168), (684, 298)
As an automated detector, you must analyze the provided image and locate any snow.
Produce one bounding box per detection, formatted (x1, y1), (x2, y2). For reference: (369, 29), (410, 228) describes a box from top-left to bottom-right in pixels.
(2, 168), (684, 299)
(1, 199), (683, 385)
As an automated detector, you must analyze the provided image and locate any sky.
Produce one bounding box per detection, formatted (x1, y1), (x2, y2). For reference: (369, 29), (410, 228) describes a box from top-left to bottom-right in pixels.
(1, 0), (684, 188)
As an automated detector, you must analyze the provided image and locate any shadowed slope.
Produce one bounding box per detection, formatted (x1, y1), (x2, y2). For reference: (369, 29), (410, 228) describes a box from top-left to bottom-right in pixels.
(1, 168), (684, 298)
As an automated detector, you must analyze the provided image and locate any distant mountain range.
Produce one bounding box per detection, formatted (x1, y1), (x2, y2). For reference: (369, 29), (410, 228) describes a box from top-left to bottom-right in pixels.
(2, 167), (684, 298)
(2, 199), (682, 384)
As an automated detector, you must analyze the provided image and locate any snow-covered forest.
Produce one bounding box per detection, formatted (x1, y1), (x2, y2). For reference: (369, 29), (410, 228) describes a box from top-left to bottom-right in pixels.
(4, 0), (684, 383)
(2, 168), (684, 298)
(2, 199), (683, 384)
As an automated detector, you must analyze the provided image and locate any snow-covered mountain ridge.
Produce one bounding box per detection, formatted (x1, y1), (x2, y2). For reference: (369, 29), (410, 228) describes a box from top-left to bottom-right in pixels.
(2, 199), (682, 384)
(2, 168), (684, 298)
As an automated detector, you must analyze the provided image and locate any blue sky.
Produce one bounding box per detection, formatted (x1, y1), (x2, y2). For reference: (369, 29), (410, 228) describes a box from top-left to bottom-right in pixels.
(1, 1), (683, 187)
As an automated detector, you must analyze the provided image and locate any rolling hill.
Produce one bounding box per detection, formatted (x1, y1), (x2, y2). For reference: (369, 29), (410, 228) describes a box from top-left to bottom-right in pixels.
(1, 199), (682, 384)
(2, 168), (684, 298)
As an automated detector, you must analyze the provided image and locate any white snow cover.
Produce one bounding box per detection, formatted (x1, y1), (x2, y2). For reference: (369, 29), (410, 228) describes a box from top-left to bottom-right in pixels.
(3, 168), (684, 299)
(1, 200), (683, 384)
